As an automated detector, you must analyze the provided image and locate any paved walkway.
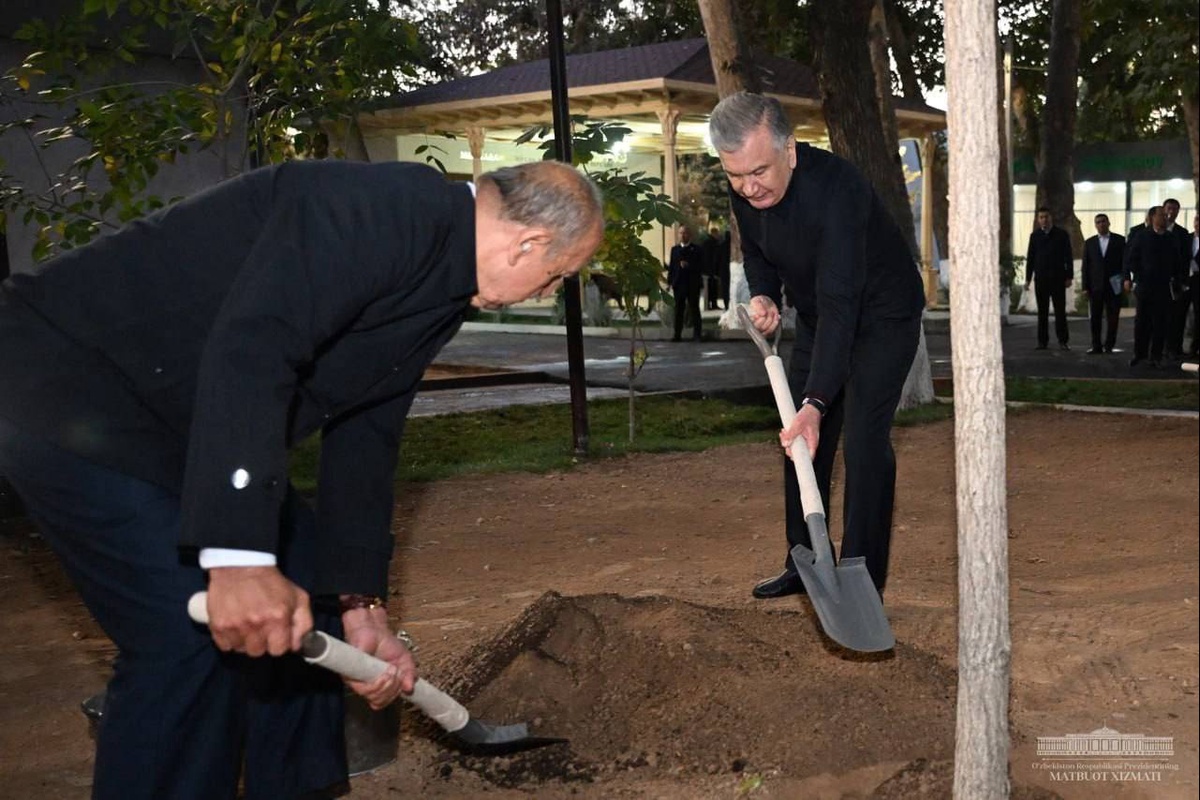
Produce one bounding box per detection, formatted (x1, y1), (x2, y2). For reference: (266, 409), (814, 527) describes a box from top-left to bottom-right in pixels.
(414, 309), (1197, 417)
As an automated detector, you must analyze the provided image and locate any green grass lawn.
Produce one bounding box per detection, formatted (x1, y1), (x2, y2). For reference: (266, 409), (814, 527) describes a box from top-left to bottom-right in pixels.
(287, 377), (1192, 491)
(1003, 376), (1198, 410)
(288, 394), (953, 491)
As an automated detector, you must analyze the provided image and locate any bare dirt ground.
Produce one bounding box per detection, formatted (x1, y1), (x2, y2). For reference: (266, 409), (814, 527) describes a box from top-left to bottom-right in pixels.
(1, 408), (1196, 799)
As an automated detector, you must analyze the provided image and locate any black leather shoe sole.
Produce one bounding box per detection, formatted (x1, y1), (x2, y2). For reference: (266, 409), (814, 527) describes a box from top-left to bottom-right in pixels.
(751, 571), (806, 599)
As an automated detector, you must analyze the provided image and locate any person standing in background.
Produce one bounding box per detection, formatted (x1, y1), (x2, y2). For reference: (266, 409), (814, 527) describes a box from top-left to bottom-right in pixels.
(667, 226), (703, 341)
(1126, 205), (1184, 367)
(1080, 213), (1125, 354)
(1162, 198), (1193, 359)
(1024, 207), (1074, 350)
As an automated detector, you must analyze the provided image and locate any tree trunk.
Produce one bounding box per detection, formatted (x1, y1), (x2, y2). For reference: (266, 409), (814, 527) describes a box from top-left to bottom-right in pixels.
(1183, 91), (1199, 209)
(811, 0), (912, 244)
(998, 31), (1013, 292)
(814, 0), (932, 408)
(866, 0), (919, 258)
(697, 0), (755, 263)
(696, 0), (760, 96)
(1036, 0), (1083, 255)
(883, 0), (924, 100)
(945, 2), (1011, 798)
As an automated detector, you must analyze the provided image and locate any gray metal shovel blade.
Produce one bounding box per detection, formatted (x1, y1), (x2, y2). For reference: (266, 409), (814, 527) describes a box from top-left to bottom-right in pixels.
(790, 517), (895, 652)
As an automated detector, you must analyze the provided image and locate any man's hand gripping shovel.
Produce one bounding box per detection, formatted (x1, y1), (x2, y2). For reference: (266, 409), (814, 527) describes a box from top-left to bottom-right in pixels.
(188, 592), (565, 754)
(735, 305), (895, 653)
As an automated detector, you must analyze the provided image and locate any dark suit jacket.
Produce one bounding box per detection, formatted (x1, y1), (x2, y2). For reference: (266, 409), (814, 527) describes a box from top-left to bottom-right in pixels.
(732, 142), (924, 404)
(0, 161), (476, 595)
(1125, 228), (1184, 295)
(1124, 223), (1147, 275)
(666, 241), (702, 290)
(1025, 225), (1073, 284)
(1081, 233), (1125, 294)
(1165, 224), (1193, 281)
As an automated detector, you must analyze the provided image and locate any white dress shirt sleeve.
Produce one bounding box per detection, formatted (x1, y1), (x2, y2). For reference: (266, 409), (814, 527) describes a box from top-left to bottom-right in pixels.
(198, 548), (278, 569)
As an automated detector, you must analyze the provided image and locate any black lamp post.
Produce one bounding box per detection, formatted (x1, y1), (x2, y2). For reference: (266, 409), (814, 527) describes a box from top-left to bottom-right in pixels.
(545, 0), (589, 456)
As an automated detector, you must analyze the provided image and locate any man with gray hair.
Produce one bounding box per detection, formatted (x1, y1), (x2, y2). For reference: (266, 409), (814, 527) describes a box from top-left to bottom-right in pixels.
(709, 91), (924, 602)
(0, 158), (602, 799)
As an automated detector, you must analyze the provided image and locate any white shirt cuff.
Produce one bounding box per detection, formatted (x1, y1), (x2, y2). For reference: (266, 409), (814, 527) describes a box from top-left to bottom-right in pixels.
(198, 548), (278, 569)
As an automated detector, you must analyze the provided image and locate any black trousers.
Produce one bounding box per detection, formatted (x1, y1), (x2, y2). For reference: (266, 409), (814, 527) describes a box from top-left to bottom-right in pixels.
(672, 277), (702, 340)
(1169, 274), (1199, 355)
(1087, 287), (1121, 351)
(1133, 287), (1171, 360)
(781, 314), (921, 591)
(0, 416), (348, 800)
(1190, 273), (1200, 355)
(1034, 278), (1070, 346)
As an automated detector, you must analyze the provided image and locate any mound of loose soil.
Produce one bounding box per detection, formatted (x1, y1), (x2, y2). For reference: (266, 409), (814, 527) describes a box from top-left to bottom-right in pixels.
(422, 591), (956, 790)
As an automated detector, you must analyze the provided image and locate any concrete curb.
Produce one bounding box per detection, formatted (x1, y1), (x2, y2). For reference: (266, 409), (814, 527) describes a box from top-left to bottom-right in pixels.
(932, 396), (1198, 420)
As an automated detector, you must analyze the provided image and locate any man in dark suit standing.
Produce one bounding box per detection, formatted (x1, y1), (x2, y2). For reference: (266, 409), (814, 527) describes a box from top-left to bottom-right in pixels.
(1189, 215), (1200, 357)
(667, 225), (704, 341)
(1126, 205), (1185, 367)
(1162, 198), (1193, 358)
(0, 160), (603, 799)
(701, 224), (732, 310)
(709, 92), (924, 601)
(1024, 206), (1075, 350)
(1081, 213), (1126, 354)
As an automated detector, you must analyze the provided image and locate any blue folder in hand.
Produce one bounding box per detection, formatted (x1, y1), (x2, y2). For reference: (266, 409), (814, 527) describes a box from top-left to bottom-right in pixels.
(1110, 274), (1123, 295)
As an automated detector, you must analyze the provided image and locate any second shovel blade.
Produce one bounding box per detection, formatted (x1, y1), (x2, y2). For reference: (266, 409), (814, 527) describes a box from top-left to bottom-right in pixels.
(790, 545), (895, 653)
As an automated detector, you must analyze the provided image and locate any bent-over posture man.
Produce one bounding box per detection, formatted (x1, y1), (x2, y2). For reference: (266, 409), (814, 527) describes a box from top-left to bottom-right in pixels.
(0, 160), (603, 799)
(708, 92), (924, 601)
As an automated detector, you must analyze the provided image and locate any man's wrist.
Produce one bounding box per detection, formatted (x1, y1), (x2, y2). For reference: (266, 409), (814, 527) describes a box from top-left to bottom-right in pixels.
(800, 396), (828, 417)
(338, 593), (387, 613)
(199, 547), (277, 569)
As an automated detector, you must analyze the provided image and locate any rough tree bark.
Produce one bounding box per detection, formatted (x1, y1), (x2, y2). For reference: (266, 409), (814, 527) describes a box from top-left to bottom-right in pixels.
(814, 0), (933, 408)
(811, 0), (914, 244)
(883, 0), (924, 101)
(696, 0), (756, 263)
(1036, 0), (1083, 254)
(1184, 91), (1199, 209)
(998, 27), (1013, 294)
(945, 1), (1012, 798)
(696, 0), (760, 96)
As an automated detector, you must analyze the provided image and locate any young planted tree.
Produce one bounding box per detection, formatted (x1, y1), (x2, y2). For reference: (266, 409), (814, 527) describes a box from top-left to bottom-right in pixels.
(945, 1), (1011, 797)
(1, 0), (422, 260)
(517, 118), (685, 441)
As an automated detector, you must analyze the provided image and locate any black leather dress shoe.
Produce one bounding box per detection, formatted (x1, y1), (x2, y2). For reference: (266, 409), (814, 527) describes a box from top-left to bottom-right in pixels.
(1086, 346), (1102, 354)
(751, 570), (806, 599)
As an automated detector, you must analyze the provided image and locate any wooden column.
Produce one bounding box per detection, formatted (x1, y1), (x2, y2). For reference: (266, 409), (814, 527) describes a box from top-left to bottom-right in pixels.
(921, 133), (939, 307)
(466, 126), (487, 181)
(657, 106), (682, 263)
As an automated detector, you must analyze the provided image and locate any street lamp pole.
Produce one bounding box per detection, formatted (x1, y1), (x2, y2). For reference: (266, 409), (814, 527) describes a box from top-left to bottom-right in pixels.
(546, 0), (589, 457)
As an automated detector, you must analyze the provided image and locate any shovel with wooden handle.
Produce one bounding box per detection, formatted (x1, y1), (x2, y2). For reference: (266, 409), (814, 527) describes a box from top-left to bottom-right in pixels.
(187, 592), (565, 754)
(735, 305), (895, 652)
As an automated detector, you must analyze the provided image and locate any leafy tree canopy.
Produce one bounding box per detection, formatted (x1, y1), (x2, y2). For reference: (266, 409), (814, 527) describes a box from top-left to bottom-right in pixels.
(1, 0), (426, 259)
